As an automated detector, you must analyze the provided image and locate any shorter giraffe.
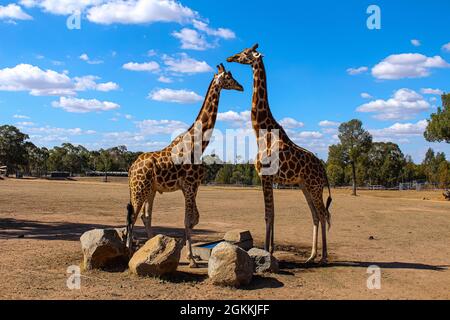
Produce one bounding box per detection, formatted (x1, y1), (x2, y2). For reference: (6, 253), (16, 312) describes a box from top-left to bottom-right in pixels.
(228, 44), (332, 264)
(126, 64), (243, 267)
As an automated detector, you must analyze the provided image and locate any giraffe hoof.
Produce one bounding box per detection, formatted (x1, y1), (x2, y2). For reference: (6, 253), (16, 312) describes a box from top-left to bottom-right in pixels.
(318, 258), (328, 266)
(189, 261), (199, 269)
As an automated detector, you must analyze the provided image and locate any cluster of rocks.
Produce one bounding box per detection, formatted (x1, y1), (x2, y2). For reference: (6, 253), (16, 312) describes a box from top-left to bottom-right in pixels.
(79, 228), (278, 288)
(80, 229), (182, 277)
(207, 230), (279, 288)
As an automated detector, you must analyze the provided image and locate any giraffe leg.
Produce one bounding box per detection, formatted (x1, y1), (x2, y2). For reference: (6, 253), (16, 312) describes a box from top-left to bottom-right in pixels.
(310, 189), (329, 265)
(303, 189), (319, 264)
(141, 192), (156, 239)
(182, 183), (200, 268)
(126, 200), (144, 253)
(262, 176), (275, 253)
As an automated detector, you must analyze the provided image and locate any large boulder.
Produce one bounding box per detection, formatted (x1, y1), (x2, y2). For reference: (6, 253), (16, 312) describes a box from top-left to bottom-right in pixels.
(248, 248), (279, 274)
(224, 229), (253, 250)
(208, 242), (253, 287)
(128, 234), (182, 277)
(80, 228), (128, 271)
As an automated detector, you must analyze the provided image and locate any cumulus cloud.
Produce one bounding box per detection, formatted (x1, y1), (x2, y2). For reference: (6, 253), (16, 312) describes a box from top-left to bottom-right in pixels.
(279, 117), (304, 129)
(217, 110), (251, 127)
(20, 0), (103, 15)
(0, 3), (32, 20)
(122, 61), (160, 72)
(0, 64), (118, 96)
(136, 119), (189, 135)
(172, 28), (212, 51)
(192, 19), (235, 39)
(13, 114), (30, 119)
(370, 120), (428, 140)
(420, 88), (443, 95)
(163, 53), (213, 74)
(372, 53), (449, 80)
(319, 120), (340, 127)
(411, 39), (421, 47)
(86, 0), (197, 25)
(442, 42), (450, 52)
(149, 88), (203, 103)
(52, 97), (120, 113)
(74, 75), (119, 92)
(361, 92), (373, 99)
(79, 53), (103, 65)
(357, 88), (430, 120)
(157, 76), (173, 83)
(347, 66), (368, 75)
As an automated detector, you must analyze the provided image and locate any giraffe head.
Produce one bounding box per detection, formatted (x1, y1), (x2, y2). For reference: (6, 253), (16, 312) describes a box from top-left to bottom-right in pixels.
(215, 63), (244, 91)
(226, 43), (262, 65)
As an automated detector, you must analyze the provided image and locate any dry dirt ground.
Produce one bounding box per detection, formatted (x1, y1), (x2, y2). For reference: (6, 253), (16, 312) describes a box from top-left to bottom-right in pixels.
(0, 177), (449, 300)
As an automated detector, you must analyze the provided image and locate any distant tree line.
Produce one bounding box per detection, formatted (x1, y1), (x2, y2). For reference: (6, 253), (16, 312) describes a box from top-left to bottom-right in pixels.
(1, 94), (449, 188)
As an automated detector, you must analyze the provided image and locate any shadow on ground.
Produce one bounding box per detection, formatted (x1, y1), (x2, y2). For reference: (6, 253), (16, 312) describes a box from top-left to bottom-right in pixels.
(0, 218), (215, 241)
(278, 259), (448, 271)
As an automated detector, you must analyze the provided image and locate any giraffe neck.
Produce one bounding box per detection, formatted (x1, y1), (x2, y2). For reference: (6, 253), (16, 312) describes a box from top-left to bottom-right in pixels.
(251, 58), (278, 134)
(185, 78), (221, 153)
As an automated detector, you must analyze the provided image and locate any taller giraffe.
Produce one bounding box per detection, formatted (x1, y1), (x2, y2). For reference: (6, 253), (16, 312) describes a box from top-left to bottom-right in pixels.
(227, 44), (332, 264)
(126, 64), (243, 267)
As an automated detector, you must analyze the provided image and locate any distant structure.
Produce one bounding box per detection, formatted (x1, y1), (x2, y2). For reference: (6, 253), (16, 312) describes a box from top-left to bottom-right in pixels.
(0, 166), (7, 177)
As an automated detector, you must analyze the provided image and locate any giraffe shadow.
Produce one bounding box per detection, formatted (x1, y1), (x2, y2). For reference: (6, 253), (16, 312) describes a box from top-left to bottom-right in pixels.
(278, 259), (448, 271)
(0, 218), (215, 242)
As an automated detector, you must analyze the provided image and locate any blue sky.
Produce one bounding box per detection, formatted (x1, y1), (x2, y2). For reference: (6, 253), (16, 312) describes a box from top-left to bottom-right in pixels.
(0, 0), (449, 162)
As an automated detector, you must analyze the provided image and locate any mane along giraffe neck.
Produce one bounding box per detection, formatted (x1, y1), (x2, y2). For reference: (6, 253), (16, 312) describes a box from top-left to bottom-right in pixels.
(228, 44), (332, 264)
(125, 65), (243, 268)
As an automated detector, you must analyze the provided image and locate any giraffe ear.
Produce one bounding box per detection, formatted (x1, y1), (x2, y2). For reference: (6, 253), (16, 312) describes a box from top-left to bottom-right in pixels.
(217, 63), (225, 73)
(252, 43), (259, 51)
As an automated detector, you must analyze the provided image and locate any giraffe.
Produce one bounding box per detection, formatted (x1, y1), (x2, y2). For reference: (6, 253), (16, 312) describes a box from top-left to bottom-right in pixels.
(125, 64), (243, 267)
(227, 44), (332, 264)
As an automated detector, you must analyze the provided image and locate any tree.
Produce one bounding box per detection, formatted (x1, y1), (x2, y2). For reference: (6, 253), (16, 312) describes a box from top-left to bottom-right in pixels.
(366, 142), (405, 187)
(437, 161), (450, 189)
(215, 164), (233, 184)
(338, 119), (373, 195)
(424, 93), (450, 143)
(0, 125), (29, 175)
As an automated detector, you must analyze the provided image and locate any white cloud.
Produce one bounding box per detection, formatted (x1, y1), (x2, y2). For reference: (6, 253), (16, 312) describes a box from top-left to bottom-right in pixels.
(20, 0), (103, 15)
(372, 53), (450, 80)
(347, 66), (368, 75)
(279, 117), (304, 129)
(163, 53), (213, 74)
(86, 0), (197, 25)
(122, 61), (160, 72)
(157, 76), (173, 83)
(370, 120), (428, 140)
(172, 28), (212, 50)
(0, 3), (32, 20)
(79, 53), (103, 65)
(411, 39), (421, 47)
(136, 119), (189, 135)
(319, 120), (340, 127)
(74, 75), (119, 92)
(357, 88), (430, 120)
(217, 110), (251, 127)
(420, 88), (443, 95)
(192, 19), (235, 39)
(52, 97), (120, 113)
(293, 131), (323, 140)
(0, 64), (74, 96)
(16, 121), (35, 127)
(0, 64), (118, 96)
(149, 88), (203, 103)
(442, 42), (450, 52)
(13, 114), (30, 119)
(361, 92), (373, 99)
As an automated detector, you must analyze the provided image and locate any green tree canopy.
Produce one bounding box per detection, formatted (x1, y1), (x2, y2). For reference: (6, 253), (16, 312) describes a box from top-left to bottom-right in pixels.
(424, 93), (450, 143)
(0, 125), (29, 174)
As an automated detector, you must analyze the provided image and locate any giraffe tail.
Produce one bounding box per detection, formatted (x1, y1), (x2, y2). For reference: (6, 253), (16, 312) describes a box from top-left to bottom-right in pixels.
(126, 203), (134, 249)
(324, 172), (333, 231)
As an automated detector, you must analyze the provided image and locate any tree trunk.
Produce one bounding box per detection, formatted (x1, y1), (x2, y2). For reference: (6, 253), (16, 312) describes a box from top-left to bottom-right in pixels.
(351, 161), (357, 196)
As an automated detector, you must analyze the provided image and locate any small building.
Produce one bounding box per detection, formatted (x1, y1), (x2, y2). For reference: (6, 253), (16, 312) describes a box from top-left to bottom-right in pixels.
(50, 171), (70, 178)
